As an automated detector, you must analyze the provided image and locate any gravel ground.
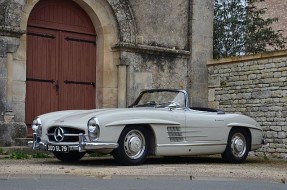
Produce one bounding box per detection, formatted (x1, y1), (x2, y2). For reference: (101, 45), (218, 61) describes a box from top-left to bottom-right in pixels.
(0, 154), (286, 183)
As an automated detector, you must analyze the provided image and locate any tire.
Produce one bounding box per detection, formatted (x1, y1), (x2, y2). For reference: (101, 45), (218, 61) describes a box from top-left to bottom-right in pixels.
(221, 128), (250, 163)
(113, 126), (150, 165)
(53, 151), (85, 162)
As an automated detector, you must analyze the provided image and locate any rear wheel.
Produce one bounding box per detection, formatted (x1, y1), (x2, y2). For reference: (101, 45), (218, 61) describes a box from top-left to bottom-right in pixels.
(221, 128), (250, 163)
(113, 126), (150, 165)
(53, 151), (85, 162)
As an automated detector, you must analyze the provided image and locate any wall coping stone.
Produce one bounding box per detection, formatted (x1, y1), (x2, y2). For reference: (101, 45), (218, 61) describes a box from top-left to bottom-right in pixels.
(208, 50), (287, 66)
(112, 42), (190, 58)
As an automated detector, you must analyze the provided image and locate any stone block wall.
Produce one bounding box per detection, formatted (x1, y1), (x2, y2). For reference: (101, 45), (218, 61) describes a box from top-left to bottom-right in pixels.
(0, 56), (7, 121)
(255, 0), (287, 40)
(122, 51), (188, 105)
(208, 51), (287, 159)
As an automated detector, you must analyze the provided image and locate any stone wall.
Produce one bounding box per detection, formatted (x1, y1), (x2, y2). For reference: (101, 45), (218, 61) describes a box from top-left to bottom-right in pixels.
(0, 0), (33, 145)
(255, 0), (287, 40)
(129, 0), (189, 50)
(208, 51), (287, 159)
(113, 0), (191, 104)
(121, 51), (188, 105)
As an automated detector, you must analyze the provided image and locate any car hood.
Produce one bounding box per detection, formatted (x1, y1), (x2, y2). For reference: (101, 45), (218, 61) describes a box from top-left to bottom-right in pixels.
(38, 108), (124, 127)
(38, 107), (184, 128)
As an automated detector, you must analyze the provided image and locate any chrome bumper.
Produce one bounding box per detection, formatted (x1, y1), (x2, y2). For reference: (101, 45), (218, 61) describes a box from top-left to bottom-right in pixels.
(28, 133), (118, 152)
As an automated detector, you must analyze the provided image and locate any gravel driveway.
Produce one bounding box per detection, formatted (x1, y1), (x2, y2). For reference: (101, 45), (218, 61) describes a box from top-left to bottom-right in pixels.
(0, 154), (286, 184)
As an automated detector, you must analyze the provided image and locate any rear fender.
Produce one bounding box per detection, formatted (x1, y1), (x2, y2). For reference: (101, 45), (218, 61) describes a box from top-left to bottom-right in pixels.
(227, 123), (261, 131)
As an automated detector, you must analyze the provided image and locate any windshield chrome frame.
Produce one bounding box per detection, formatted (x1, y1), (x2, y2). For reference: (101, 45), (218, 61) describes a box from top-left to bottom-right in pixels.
(130, 89), (189, 109)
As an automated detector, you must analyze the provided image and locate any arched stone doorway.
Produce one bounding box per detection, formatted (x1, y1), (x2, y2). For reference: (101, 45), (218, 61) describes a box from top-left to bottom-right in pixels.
(25, 0), (97, 135)
(14, 0), (133, 136)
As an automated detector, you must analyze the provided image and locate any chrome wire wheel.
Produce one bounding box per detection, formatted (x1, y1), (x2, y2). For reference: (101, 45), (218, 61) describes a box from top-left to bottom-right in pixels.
(230, 133), (247, 158)
(123, 129), (146, 160)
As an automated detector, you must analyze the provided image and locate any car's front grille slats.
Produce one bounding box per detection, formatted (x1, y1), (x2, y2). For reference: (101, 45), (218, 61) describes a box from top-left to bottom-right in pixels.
(47, 127), (85, 142)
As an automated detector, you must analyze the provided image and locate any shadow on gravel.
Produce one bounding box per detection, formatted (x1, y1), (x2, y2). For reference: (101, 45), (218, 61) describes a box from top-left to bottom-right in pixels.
(42, 155), (268, 167)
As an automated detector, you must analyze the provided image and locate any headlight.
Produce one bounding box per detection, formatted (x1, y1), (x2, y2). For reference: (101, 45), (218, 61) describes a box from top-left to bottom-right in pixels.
(87, 117), (100, 141)
(31, 117), (42, 137)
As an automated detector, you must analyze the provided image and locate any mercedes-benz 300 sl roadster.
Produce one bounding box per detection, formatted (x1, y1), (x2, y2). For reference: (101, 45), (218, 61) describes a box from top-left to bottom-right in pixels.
(29, 89), (263, 165)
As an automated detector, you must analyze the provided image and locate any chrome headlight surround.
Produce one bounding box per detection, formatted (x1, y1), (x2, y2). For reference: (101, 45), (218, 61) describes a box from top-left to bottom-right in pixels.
(31, 117), (42, 137)
(87, 117), (100, 142)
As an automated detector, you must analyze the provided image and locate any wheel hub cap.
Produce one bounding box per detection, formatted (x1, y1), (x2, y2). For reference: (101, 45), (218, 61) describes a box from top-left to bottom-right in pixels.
(129, 136), (142, 154)
(234, 139), (244, 152)
(231, 133), (247, 158)
(124, 130), (146, 160)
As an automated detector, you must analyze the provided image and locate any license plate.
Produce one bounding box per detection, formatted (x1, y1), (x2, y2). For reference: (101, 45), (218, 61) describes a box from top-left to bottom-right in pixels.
(47, 144), (69, 153)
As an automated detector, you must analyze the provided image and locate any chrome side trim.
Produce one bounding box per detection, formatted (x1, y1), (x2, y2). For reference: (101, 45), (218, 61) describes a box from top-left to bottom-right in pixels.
(157, 142), (226, 147)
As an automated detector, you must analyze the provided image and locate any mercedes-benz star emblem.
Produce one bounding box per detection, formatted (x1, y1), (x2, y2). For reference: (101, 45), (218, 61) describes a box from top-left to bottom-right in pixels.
(54, 127), (65, 142)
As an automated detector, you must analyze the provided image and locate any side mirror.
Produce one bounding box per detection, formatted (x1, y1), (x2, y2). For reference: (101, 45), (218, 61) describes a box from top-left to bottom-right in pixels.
(168, 101), (178, 111)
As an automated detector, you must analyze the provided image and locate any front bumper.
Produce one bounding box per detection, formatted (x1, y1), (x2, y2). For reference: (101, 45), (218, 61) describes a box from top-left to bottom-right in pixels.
(28, 133), (119, 152)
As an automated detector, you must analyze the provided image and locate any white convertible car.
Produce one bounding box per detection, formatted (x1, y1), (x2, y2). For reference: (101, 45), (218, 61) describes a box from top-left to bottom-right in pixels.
(29, 89), (263, 165)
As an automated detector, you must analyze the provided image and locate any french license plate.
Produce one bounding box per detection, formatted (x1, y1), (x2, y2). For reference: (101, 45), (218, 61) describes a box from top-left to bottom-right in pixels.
(47, 144), (69, 153)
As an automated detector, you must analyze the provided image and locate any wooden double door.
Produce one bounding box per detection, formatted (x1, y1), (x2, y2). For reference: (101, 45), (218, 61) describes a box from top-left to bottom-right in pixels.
(26, 26), (97, 133)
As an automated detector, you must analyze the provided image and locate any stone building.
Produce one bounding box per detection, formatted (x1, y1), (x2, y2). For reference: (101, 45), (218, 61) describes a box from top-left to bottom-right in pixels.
(255, 0), (287, 40)
(0, 0), (213, 146)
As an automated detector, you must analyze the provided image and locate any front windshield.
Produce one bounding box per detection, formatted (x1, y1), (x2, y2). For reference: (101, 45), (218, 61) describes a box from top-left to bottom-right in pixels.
(134, 91), (186, 108)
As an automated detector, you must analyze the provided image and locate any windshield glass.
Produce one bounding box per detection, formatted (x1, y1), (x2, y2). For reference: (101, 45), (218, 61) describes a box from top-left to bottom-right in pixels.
(133, 91), (186, 108)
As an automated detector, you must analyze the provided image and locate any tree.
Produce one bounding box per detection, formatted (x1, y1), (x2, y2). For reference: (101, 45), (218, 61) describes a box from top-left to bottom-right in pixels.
(213, 0), (286, 59)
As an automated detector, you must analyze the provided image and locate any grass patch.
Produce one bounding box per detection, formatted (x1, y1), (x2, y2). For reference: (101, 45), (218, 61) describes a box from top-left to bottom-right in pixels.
(3, 151), (50, 159)
(32, 152), (50, 158)
(8, 151), (30, 159)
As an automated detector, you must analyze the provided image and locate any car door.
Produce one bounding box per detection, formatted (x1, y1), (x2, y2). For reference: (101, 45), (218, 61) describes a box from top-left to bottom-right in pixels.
(185, 110), (226, 145)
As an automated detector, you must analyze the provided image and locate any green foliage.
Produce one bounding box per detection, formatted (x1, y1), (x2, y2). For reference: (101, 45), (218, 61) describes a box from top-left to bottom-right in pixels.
(8, 151), (30, 159)
(32, 152), (50, 158)
(3, 151), (49, 159)
(213, 0), (286, 59)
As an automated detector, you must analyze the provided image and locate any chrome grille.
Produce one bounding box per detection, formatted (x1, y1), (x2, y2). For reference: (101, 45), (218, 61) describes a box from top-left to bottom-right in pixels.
(167, 127), (184, 142)
(47, 127), (85, 142)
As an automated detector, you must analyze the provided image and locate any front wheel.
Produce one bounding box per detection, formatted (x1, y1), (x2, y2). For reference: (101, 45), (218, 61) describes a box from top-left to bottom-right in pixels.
(113, 126), (150, 165)
(53, 151), (85, 162)
(221, 128), (250, 163)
